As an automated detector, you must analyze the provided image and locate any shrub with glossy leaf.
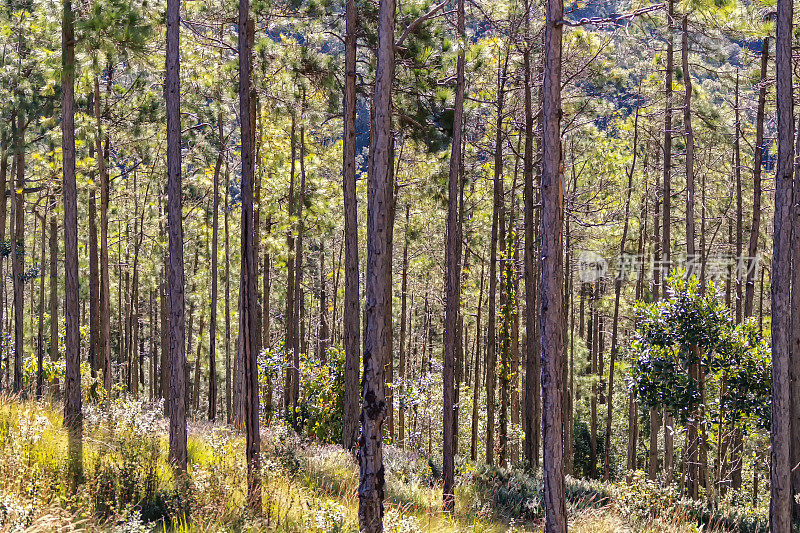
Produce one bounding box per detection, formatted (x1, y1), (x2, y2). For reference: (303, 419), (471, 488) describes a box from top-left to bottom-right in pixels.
(628, 271), (770, 431)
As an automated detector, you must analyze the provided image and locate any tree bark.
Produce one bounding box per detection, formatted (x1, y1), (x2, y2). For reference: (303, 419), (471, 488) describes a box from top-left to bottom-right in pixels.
(359, 0), (395, 526)
(471, 255), (484, 461)
(225, 168), (232, 423)
(744, 37), (768, 319)
(11, 114), (24, 394)
(523, 0), (540, 470)
(771, 0), (793, 528)
(291, 122), (307, 424)
(36, 214), (45, 399)
(790, 53), (800, 525)
(734, 72), (743, 325)
(399, 205), (410, 448)
(318, 244), (329, 361)
(166, 0), (187, 476)
(62, 0), (82, 484)
(342, 0), (361, 450)
(49, 218), (59, 382)
(541, 0), (566, 528)
(88, 188), (99, 377)
(284, 116), (296, 422)
(238, 0), (261, 511)
(486, 49), (508, 466)
(94, 74), (112, 401)
(208, 112), (223, 422)
(442, 0), (464, 509)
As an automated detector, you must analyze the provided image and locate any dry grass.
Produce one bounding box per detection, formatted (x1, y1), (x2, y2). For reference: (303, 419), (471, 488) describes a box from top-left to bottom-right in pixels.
(0, 396), (761, 532)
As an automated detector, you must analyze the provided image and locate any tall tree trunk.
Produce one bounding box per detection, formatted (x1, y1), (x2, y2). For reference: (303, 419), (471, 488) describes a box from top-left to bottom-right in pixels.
(284, 116), (296, 421)
(160, 252), (169, 412)
(443, 0), (464, 509)
(745, 37), (768, 319)
(658, 0), (675, 484)
(88, 189), (99, 377)
(523, 0), (540, 470)
(541, 0), (566, 528)
(166, 0), (187, 477)
(36, 214), (45, 399)
(208, 113), (223, 422)
(771, 0), (793, 528)
(291, 122), (307, 423)
(263, 230), (272, 420)
(399, 205), (410, 448)
(318, 244), (329, 361)
(49, 218), (59, 384)
(11, 114), (24, 393)
(0, 140), (7, 389)
(341, 0), (361, 451)
(238, 0), (261, 511)
(486, 49), (508, 466)
(359, 0), (395, 526)
(499, 202), (513, 468)
(223, 168), (232, 423)
(790, 56), (800, 525)
(94, 75), (112, 401)
(734, 72), (743, 325)
(604, 105), (639, 480)
(471, 255), (484, 461)
(682, 12), (701, 499)
(62, 0), (83, 484)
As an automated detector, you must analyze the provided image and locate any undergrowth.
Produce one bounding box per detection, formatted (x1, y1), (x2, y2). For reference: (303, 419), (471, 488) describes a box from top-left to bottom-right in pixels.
(0, 395), (768, 532)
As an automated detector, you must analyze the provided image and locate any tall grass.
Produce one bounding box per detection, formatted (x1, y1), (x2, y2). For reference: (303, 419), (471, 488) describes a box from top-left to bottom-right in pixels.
(0, 395), (767, 532)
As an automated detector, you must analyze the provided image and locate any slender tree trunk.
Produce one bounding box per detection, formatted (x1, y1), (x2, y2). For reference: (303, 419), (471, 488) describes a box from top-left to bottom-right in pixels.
(790, 51), (800, 526)
(745, 37), (768, 319)
(166, 0), (187, 477)
(342, 0), (361, 451)
(11, 113), (25, 394)
(541, 0), (566, 527)
(291, 122), (307, 423)
(94, 76), (112, 401)
(471, 256), (484, 461)
(62, 0), (83, 483)
(442, 0), (464, 508)
(225, 169), (232, 423)
(36, 214), (45, 399)
(604, 105), (639, 480)
(682, 12), (702, 498)
(284, 117), (296, 421)
(318, 245), (329, 361)
(208, 113), (223, 422)
(0, 142), (6, 390)
(771, 0), (793, 528)
(734, 72), (743, 325)
(238, 0), (261, 510)
(160, 252), (169, 412)
(659, 2), (675, 483)
(359, 0), (395, 525)
(399, 205), (410, 448)
(193, 314), (204, 414)
(486, 49), (508, 466)
(88, 189), (99, 377)
(49, 218), (59, 382)
(499, 204), (514, 468)
(522, 0), (540, 470)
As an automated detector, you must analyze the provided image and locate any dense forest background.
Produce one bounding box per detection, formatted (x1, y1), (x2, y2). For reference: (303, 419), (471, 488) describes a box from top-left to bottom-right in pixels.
(0, 0), (794, 530)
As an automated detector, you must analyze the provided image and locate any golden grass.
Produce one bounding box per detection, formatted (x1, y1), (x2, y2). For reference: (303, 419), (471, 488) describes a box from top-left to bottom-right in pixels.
(0, 396), (752, 532)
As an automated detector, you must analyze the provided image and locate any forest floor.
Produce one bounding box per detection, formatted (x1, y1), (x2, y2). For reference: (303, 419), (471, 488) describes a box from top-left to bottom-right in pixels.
(0, 395), (766, 532)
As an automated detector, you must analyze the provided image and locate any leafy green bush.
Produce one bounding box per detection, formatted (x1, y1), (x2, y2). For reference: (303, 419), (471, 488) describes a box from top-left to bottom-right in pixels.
(261, 344), (345, 444)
